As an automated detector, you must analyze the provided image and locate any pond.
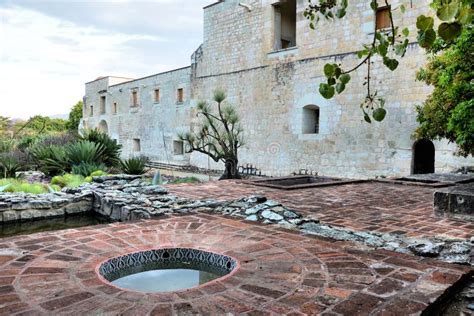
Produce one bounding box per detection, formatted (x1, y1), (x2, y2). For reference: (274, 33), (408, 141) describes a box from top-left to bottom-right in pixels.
(0, 212), (110, 238)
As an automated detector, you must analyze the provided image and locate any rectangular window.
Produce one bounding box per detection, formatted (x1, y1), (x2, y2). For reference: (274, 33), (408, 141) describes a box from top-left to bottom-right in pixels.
(133, 138), (141, 152)
(173, 140), (184, 155)
(154, 89), (160, 103)
(376, 7), (391, 30)
(131, 90), (139, 107)
(273, 0), (296, 50)
(113, 102), (117, 114)
(100, 96), (106, 114)
(177, 88), (184, 103)
(89, 105), (94, 116)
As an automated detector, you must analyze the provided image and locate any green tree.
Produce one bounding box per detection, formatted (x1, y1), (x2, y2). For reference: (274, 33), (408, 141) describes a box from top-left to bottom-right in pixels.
(179, 90), (244, 180)
(415, 27), (473, 156)
(304, 0), (472, 122)
(67, 101), (83, 131)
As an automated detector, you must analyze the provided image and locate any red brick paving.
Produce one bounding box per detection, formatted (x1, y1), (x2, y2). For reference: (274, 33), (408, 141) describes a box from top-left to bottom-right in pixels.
(0, 214), (471, 315)
(166, 180), (474, 239)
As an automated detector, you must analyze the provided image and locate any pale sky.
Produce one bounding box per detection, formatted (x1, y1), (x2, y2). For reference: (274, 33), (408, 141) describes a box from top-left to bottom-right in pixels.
(0, 0), (213, 119)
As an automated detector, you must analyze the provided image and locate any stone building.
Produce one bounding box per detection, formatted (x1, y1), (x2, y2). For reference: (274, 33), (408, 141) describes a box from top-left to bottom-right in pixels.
(83, 0), (473, 178)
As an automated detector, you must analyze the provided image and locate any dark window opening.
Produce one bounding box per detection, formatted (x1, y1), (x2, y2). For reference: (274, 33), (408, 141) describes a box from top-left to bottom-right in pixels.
(302, 105), (320, 134)
(177, 88), (184, 103)
(131, 90), (139, 107)
(100, 96), (106, 114)
(154, 89), (160, 103)
(173, 140), (184, 155)
(133, 139), (141, 152)
(273, 0), (297, 50)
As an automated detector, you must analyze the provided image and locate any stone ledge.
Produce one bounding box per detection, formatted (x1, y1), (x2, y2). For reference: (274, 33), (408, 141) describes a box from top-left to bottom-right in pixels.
(434, 184), (474, 219)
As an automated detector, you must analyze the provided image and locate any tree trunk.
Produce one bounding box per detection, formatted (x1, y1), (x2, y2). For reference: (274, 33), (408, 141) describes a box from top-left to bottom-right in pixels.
(219, 158), (241, 180)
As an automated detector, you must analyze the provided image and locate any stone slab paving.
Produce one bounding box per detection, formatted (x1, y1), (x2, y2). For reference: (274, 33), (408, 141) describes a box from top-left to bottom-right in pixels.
(166, 181), (474, 239)
(0, 214), (472, 315)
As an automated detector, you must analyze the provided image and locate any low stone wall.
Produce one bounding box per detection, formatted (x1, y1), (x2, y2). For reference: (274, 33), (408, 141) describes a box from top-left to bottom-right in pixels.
(0, 191), (94, 222)
(434, 184), (474, 219)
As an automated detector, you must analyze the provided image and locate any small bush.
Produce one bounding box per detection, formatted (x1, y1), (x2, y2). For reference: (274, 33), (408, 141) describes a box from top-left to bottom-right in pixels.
(0, 154), (21, 178)
(51, 174), (85, 188)
(0, 179), (49, 194)
(71, 162), (106, 177)
(0, 138), (16, 153)
(90, 170), (107, 177)
(120, 156), (149, 175)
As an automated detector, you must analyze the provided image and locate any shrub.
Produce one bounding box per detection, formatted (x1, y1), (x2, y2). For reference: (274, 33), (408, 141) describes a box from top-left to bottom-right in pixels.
(31, 145), (69, 176)
(0, 154), (21, 178)
(90, 170), (107, 177)
(82, 129), (122, 167)
(120, 156), (149, 175)
(51, 174), (85, 188)
(67, 140), (105, 166)
(71, 162), (107, 177)
(0, 179), (49, 194)
(0, 138), (16, 153)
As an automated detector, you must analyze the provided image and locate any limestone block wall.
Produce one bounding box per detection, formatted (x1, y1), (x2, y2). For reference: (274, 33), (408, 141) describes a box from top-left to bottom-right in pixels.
(83, 0), (474, 178)
(0, 192), (94, 223)
(84, 68), (193, 164)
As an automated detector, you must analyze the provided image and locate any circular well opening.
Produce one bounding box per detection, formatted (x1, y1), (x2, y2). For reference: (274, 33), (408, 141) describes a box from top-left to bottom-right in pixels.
(98, 248), (238, 293)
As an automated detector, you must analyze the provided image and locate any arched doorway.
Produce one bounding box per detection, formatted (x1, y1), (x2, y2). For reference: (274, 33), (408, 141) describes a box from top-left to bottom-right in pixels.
(97, 120), (109, 135)
(412, 139), (435, 174)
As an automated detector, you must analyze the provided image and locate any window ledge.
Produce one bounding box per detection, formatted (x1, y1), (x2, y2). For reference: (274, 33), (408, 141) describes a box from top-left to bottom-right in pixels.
(176, 101), (185, 105)
(268, 46), (299, 58)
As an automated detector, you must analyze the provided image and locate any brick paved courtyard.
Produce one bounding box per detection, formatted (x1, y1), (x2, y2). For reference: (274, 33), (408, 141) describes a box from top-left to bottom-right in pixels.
(167, 181), (474, 239)
(0, 180), (472, 315)
(0, 214), (471, 315)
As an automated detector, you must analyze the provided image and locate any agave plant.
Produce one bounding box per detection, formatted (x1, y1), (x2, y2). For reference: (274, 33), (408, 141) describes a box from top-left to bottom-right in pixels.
(120, 156), (149, 175)
(0, 154), (21, 178)
(82, 129), (122, 167)
(67, 140), (105, 166)
(31, 145), (69, 176)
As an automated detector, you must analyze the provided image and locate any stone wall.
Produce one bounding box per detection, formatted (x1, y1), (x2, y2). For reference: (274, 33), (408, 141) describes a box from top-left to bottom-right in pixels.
(0, 192), (93, 223)
(83, 0), (474, 178)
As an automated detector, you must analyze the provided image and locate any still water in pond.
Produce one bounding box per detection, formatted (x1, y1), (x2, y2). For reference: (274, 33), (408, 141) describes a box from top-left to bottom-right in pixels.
(112, 267), (223, 293)
(0, 213), (109, 238)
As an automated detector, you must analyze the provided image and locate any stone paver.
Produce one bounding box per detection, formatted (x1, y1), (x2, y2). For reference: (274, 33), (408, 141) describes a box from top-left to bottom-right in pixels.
(167, 181), (474, 239)
(0, 214), (471, 315)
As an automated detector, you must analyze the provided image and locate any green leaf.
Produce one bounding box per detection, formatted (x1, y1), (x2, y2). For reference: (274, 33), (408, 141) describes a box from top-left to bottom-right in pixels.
(328, 77), (336, 86)
(334, 66), (342, 78)
(416, 15), (434, 32)
(324, 64), (335, 77)
(336, 9), (346, 19)
(370, 0), (378, 11)
(402, 27), (409, 37)
(383, 57), (399, 71)
(436, 1), (460, 21)
(378, 43), (388, 56)
(438, 22), (462, 41)
(319, 83), (335, 99)
(400, 4), (406, 14)
(357, 49), (369, 58)
(336, 82), (346, 94)
(418, 29), (436, 48)
(373, 108), (387, 122)
(339, 74), (351, 84)
(364, 112), (372, 124)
